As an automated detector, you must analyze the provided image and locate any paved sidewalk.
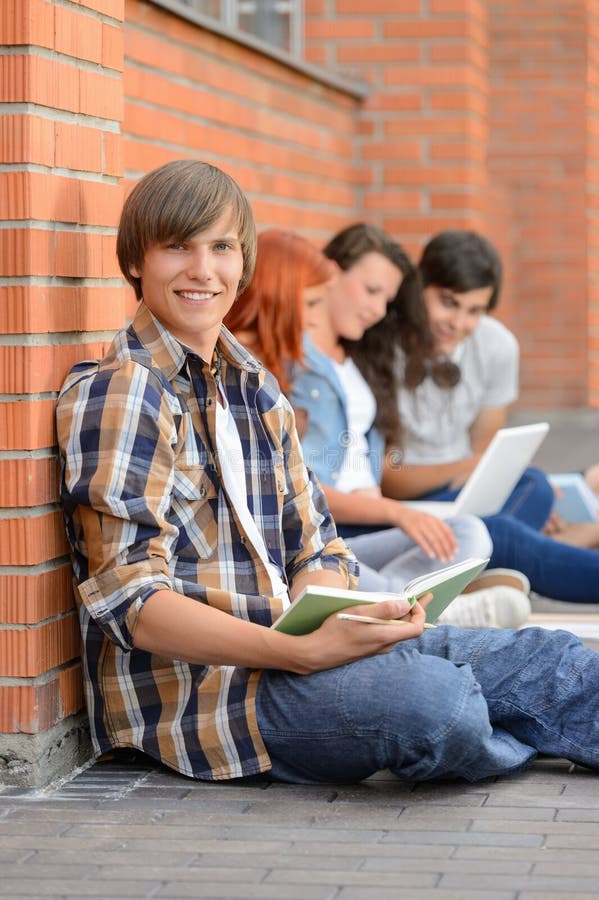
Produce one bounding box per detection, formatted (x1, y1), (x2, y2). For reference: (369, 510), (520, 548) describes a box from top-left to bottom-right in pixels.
(3, 754), (599, 899)
(1, 408), (598, 899)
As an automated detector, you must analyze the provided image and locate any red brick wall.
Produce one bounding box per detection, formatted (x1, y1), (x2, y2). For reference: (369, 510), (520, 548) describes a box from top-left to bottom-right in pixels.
(0, 0), (125, 759)
(306, 1), (594, 411)
(306, 0), (490, 261)
(123, 0), (362, 256)
(589, 1), (599, 406)
(488, 0), (589, 408)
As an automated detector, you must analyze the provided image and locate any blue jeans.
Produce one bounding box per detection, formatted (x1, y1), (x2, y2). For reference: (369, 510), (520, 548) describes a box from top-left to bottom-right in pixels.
(406, 466), (599, 602)
(256, 626), (599, 783)
(420, 466), (554, 530)
(484, 514), (599, 602)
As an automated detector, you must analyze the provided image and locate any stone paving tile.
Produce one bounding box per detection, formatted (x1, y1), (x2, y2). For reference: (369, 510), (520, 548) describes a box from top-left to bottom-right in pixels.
(534, 860), (599, 876)
(190, 843), (456, 864)
(556, 808), (599, 821)
(520, 894), (599, 900)
(0, 878), (159, 897)
(191, 852), (365, 870)
(469, 819), (599, 836)
(561, 780), (599, 799)
(440, 872), (599, 892)
(0, 820), (72, 836)
(155, 884), (337, 899)
(397, 804), (557, 821)
(91, 864), (269, 883)
(485, 788), (599, 808)
(0, 849), (32, 864)
(3, 756), (599, 897)
(261, 840), (457, 859)
(63, 822), (228, 840)
(5, 808), (169, 824)
(263, 867), (438, 889)
(160, 807), (409, 829)
(0, 835), (123, 852)
(0, 863), (93, 880)
(360, 857), (532, 875)
(31, 849), (199, 868)
(545, 834), (599, 849)
(338, 889), (516, 900)
(380, 829), (544, 847)
(101, 837), (294, 855)
(223, 824), (392, 843)
(454, 845), (598, 863)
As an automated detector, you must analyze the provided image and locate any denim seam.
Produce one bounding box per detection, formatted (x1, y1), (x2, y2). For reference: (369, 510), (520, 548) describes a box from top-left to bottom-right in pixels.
(335, 655), (478, 754)
(494, 697), (599, 766)
(502, 630), (583, 712)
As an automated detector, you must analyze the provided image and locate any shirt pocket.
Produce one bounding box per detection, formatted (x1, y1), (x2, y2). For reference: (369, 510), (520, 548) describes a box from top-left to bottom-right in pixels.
(171, 465), (219, 559)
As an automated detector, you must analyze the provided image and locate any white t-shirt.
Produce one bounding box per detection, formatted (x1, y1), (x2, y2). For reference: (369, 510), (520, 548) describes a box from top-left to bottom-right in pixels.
(332, 357), (378, 492)
(215, 389), (289, 606)
(397, 315), (519, 465)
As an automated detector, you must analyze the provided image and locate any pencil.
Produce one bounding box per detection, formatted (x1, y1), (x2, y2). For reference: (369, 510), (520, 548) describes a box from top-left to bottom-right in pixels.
(337, 613), (437, 629)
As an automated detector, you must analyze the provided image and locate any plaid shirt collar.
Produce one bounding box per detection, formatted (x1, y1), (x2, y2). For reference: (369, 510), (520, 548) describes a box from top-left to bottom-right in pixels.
(131, 301), (262, 381)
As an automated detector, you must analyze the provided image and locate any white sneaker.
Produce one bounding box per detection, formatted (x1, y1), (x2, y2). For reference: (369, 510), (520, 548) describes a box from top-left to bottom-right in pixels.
(437, 586), (531, 629)
(462, 568), (531, 596)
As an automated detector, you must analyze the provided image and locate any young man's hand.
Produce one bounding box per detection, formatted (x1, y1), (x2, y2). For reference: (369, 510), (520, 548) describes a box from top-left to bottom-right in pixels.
(292, 597), (428, 675)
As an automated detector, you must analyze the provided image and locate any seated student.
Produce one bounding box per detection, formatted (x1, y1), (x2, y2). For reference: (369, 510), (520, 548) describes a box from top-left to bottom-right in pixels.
(270, 223), (528, 628)
(382, 228), (599, 548)
(343, 230), (599, 602)
(56, 160), (599, 785)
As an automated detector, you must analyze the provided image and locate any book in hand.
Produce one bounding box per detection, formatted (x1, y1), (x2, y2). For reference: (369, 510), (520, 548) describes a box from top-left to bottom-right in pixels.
(272, 556), (489, 636)
(549, 473), (599, 523)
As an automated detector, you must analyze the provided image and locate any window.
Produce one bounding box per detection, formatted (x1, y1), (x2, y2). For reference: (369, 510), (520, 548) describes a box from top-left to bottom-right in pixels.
(180, 0), (303, 57)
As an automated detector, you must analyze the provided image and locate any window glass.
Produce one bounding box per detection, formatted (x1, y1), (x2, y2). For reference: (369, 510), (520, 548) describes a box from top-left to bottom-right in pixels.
(236, 1), (293, 54)
(175, 0), (302, 57)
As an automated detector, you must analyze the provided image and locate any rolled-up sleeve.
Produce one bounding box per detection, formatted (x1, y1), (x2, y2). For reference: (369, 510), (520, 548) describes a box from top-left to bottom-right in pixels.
(57, 360), (181, 650)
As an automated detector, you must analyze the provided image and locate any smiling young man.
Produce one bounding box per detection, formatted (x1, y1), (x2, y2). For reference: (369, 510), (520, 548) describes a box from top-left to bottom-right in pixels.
(56, 163), (599, 783)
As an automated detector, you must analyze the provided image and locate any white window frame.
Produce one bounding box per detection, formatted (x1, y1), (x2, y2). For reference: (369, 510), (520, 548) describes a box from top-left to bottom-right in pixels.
(223, 0), (303, 59)
(147, 0), (368, 99)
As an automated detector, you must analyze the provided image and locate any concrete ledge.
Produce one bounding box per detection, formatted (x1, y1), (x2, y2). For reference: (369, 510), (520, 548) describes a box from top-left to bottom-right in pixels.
(0, 713), (92, 789)
(509, 407), (599, 472)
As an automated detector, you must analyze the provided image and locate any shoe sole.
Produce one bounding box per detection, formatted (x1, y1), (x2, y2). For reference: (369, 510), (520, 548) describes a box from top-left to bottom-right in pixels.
(463, 567), (531, 596)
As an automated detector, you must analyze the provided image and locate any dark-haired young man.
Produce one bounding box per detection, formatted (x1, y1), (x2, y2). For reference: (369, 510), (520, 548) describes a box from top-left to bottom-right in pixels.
(383, 229), (554, 529)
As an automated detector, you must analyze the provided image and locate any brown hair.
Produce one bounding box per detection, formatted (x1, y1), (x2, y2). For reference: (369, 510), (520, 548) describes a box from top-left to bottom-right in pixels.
(117, 159), (257, 300)
(225, 229), (334, 392)
(323, 223), (430, 445)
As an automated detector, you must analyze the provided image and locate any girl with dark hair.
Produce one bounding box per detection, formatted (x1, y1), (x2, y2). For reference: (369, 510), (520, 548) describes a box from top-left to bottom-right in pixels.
(289, 223), (531, 628)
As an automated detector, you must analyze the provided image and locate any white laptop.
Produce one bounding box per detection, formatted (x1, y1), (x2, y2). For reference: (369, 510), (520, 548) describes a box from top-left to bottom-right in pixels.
(404, 422), (550, 519)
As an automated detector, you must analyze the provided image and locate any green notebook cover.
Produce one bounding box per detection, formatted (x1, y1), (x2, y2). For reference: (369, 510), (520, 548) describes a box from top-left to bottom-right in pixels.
(272, 557), (489, 636)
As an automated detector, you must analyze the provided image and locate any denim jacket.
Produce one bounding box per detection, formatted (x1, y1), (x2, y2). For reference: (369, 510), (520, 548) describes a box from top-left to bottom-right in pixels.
(289, 335), (385, 488)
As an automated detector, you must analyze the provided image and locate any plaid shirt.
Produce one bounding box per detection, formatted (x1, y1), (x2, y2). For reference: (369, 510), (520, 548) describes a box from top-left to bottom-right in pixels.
(56, 303), (358, 780)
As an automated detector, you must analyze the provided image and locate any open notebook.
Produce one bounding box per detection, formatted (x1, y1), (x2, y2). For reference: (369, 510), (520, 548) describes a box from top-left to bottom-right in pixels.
(404, 422), (550, 520)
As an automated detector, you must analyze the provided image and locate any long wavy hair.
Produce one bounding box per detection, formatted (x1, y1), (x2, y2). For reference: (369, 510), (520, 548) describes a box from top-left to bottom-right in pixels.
(225, 229), (334, 392)
(323, 223), (435, 446)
